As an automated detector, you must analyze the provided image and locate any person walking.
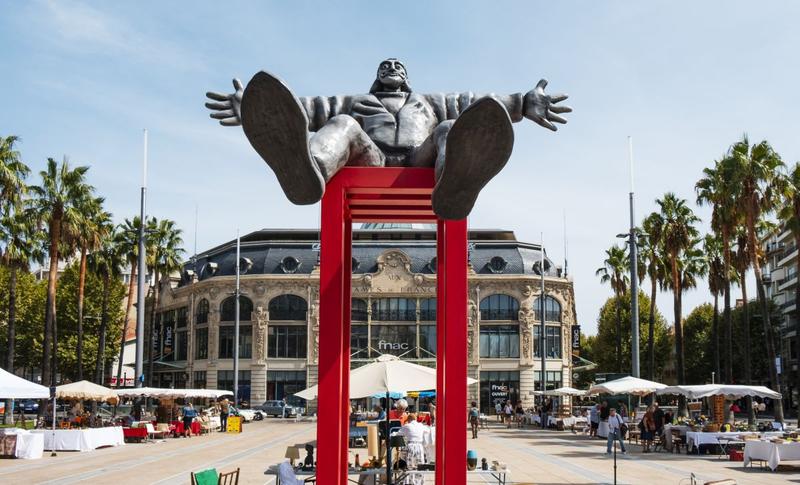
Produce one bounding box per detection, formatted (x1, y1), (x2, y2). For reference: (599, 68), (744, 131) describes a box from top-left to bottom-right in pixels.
(468, 401), (480, 439)
(182, 403), (197, 438)
(606, 408), (627, 454)
(589, 403), (600, 437)
(495, 401), (502, 422)
(640, 406), (656, 453)
(515, 402), (525, 429)
(503, 402), (513, 428)
(219, 397), (230, 432)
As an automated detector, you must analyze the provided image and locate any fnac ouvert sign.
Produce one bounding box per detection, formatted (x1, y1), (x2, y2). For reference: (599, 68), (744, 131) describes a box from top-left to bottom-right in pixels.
(490, 383), (509, 403)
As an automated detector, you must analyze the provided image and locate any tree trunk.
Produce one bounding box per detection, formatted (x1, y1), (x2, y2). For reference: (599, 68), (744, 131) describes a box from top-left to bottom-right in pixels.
(77, 246), (87, 381)
(5, 266), (18, 424)
(722, 229), (733, 384)
(94, 274), (111, 385)
(648, 274), (657, 381)
(615, 294), (622, 373)
(747, 211), (784, 423)
(672, 255), (687, 416)
(740, 267), (756, 425)
(115, 259), (137, 387)
(41, 215), (61, 415)
(712, 293), (720, 383)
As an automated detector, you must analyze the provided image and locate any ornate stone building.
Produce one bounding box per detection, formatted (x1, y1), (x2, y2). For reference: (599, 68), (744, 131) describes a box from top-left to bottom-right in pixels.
(149, 224), (578, 413)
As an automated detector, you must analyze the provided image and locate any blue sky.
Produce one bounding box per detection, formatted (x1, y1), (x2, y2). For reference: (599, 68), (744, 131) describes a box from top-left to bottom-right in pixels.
(2, 1), (799, 335)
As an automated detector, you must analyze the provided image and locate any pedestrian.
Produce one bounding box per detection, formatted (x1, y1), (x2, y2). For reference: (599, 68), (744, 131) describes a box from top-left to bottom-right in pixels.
(495, 401), (502, 422)
(468, 401), (480, 439)
(282, 396), (288, 418)
(606, 408), (627, 454)
(219, 397), (230, 432)
(652, 402), (664, 435)
(515, 402), (525, 428)
(503, 401), (513, 428)
(617, 400), (628, 420)
(640, 406), (656, 453)
(182, 403), (197, 438)
(589, 404), (600, 437)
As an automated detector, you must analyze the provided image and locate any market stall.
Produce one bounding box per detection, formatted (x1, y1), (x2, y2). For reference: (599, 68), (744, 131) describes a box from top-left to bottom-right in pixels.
(0, 366), (49, 459)
(587, 376), (666, 438)
(744, 440), (800, 471)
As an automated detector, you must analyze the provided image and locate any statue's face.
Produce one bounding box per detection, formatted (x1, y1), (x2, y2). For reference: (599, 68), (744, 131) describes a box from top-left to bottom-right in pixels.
(377, 58), (407, 89)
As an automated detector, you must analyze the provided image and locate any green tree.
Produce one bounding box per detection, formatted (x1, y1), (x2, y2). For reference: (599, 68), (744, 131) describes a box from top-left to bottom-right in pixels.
(0, 267), (47, 375)
(683, 304), (714, 384)
(655, 193), (700, 416)
(778, 162), (800, 415)
(731, 226), (757, 424)
(641, 213), (666, 380)
(727, 135), (786, 422)
(703, 234), (725, 381)
(593, 291), (672, 378)
(30, 157), (94, 389)
(596, 245), (629, 373)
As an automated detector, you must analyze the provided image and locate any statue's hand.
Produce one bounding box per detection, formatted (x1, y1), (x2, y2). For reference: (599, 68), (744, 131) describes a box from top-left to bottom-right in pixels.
(524, 79), (571, 131)
(205, 78), (244, 127)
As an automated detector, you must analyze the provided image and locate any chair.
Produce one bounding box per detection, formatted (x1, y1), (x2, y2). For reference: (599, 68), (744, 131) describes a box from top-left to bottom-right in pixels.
(157, 423), (172, 437)
(671, 429), (686, 454)
(191, 468), (218, 485)
(145, 423), (168, 440)
(652, 431), (664, 452)
(218, 467), (240, 485)
(277, 462), (316, 485)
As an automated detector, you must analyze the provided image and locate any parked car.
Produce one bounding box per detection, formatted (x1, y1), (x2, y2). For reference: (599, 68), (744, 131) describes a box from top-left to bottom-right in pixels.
(234, 408), (264, 422)
(256, 400), (298, 417)
(21, 400), (39, 414)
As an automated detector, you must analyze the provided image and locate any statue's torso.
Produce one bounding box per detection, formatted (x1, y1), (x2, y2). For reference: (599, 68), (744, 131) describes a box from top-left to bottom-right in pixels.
(351, 92), (438, 152)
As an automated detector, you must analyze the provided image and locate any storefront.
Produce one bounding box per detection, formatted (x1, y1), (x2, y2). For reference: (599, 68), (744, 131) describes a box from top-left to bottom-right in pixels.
(479, 370), (520, 414)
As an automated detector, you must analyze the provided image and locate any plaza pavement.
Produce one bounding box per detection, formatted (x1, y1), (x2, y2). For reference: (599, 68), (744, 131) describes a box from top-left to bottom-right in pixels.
(1, 418), (797, 484)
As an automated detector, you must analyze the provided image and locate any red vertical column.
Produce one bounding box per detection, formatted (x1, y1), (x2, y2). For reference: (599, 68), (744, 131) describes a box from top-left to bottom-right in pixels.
(318, 179), (350, 485)
(436, 218), (468, 485)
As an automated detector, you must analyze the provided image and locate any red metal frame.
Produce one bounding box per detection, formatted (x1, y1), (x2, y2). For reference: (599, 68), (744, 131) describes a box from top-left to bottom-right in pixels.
(317, 167), (467, 485)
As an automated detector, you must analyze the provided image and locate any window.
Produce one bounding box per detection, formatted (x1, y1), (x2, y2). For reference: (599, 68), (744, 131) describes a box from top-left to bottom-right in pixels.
(480, 294), (519, 321)
(479, 325), (520, 358)
(267, 370), (306, 406)
(419, 299), (436, 321)
(220, 296), (253, 321)
(534, 371), (563, 391)
(419, 325), (436, 357)
(269, 295), (308, 321)
(268, 325), (307, 358)
(371, 324), (416, 357)
(217, 370), (251, 402)
(280, 256), (301, 274)
(479, 370), (520, 414)
(177, 307), (188, 328)
(218, 325), (252, 359)
(351, 325), (369, 359)
(195, 328), (208, 359)
(371, 298), (416, 321)
(176, 330), (188, 361)
(534, 296), (562, 322)
(193, 371), (206, 389)
(533, 326), (562, 359)
(219, 326), (234, 359)
(196, 299), (209, 324)
(352, 299), (368, 322)
(488, 256), (507, 273)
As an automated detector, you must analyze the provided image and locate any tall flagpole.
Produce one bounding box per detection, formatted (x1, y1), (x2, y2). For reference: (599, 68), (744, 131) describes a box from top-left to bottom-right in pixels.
(135, 129), (148, 388)
(628, 137), (640, 378)
(234, 230), (240, 404)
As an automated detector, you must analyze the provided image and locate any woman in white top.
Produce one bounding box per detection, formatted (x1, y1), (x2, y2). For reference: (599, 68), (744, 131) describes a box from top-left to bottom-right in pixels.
(398, 413), (428, 468)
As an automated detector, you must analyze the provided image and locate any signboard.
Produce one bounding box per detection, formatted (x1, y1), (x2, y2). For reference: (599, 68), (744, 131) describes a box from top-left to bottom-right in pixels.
(108, 376), (135, 387)
(227, 415), (242, 433)
(163, 323), (174, 357)
(490, 383), (509, 404)
(571, 326), (581, 353)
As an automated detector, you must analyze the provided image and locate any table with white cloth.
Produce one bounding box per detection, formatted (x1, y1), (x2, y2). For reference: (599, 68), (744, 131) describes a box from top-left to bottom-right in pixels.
(32, 426), (125, 451)
(662, 424), (691, 451)
(744, 441), (800, 471)
(685, 431), (783, 454)
(0, 428), (44, 459)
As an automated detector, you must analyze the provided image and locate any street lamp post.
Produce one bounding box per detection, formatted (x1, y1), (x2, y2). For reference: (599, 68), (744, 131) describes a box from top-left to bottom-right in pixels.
(135, 129), (148, 389)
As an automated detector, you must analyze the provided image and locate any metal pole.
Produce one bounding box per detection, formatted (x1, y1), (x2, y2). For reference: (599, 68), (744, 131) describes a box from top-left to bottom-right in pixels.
(234, 230), (240, 405)
(135, 129), (148, 388)
(628, 136), (640, 378)
(540, 233), (547, 427)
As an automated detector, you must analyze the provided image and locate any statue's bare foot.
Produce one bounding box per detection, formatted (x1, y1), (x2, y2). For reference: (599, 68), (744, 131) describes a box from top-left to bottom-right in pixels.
(432, 97), (514, 220)
(241, 71), (325, 205)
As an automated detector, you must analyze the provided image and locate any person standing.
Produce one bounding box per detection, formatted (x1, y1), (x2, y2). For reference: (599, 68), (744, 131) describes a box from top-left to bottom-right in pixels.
(182, 403), (197, 438)
(589, 404), (600, 437)
(606, 408), (627, 454)
(468, 401), (480, 439)
(652, 402), (664, 435)
(515, 402), (525, 429)
(640, 406), (656, 453)
(219, 397), (230, 432)
(495, 401), (502, 422)
(503, 401), (513, 428)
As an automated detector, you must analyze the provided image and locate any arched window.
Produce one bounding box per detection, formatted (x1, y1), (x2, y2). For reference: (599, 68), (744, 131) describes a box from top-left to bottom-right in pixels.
(479, 294), (519, 321)
(534, 296), (562, 322)
(352, 299), (368, 321)
(220, 296), (253, 321)
(269, 295), (308, 321)
(196, 299), (209, 324)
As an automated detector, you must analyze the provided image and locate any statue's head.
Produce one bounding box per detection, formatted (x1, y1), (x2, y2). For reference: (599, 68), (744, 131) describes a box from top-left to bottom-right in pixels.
(370, 58), (411, 94)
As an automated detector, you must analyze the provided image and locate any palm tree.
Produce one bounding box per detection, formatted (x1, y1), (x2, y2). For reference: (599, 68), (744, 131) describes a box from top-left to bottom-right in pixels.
(731, 226), (758, 424)
(656, 193), (700, 415)
(703, 234), (725, 382)
(596, 244), (629, 373)
(778, 163), (800, 419)
(727, 135), (786, 423)
(641, 213), (666, 381)
(72, 195), (111, 381)
(113, 216), (154, 387)
(0, 136), (28, 211)
(88, 229), (125, 385)
(146, 218), (184, 385)
(30, 157), (93, 389)
(697, 160), (738, 384)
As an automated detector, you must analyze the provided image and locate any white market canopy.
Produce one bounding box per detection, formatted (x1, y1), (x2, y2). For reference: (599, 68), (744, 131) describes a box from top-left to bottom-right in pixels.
(295, 354), (477, 400)
(548, 386), (587, 397)
(114, 387), (233, 399)
(56, 380), (117, 402)
(587, 376), (667, 396)
(657, 384), (782, 400)
(0, 366), (49, 399)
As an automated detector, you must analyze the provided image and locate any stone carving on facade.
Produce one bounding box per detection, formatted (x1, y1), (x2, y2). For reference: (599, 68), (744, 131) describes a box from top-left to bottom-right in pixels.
(351, 250), (436, 296)
(518, 305), (536, 362)
(255, 306), (268, 364)
(309, 300), (320, 364)
(208, 325), (218, 367)
(467, 299), (479, 363)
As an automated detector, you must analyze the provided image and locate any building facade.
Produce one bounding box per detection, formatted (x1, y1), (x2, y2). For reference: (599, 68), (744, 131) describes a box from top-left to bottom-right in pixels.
(148, 225), (578, 413)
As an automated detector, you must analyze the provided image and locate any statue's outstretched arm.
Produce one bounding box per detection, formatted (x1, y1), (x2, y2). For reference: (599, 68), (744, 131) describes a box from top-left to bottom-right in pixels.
(205, 78), (244, 127)
(522, 79), (571, 131)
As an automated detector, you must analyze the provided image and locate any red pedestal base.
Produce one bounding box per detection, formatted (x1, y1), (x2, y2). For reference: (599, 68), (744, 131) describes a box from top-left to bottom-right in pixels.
(317, 167), (467, 485)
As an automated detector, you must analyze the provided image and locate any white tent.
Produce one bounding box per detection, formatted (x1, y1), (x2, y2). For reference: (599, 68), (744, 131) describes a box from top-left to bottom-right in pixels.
(295, 354), (477, 400)
(56, 380), (117, 402)
(547, 386), (587, 397)
(114, 387), (232, 399)
(0, 367), (49, 399)
(587, 376), (667, 396)
(657, 384), (781, 400)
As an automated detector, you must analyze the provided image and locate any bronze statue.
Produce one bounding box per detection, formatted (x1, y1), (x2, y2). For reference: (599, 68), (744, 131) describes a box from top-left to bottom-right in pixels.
(206, 58), (570, 219)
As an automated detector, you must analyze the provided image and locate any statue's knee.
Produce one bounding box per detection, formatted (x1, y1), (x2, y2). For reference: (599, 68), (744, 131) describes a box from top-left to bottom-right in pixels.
(328, 114), (359, 130)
